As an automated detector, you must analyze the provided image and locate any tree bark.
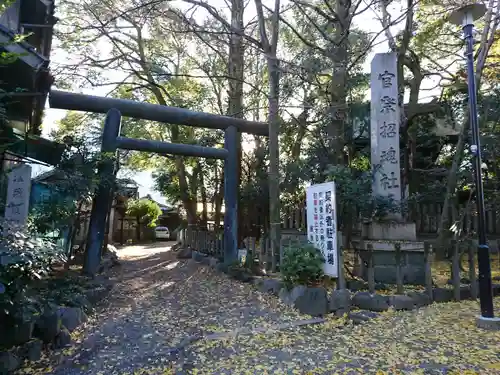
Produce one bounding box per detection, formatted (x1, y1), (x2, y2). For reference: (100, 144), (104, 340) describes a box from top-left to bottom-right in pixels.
(328, 0), (349, 165)
(255, 0), (281, 271)
(227, 0), (245, 245)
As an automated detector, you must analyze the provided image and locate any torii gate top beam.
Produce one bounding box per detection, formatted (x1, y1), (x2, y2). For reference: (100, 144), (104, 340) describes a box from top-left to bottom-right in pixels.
(49, 90), (269, 136)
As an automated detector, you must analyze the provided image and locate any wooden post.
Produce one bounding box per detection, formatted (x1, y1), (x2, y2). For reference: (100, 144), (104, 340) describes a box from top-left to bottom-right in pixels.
(337, 234), (346, 290)
(259, 237), (265, 268)
(194, 230), (199, 250)
(367, 243), (375, 294)
(202, 231), (207, 253)
(451, 239), (461, 301)
(395, 242), (404, 294)
(217, 232), (223, 258)
(469, 242), (478, 299)
(424, 242), (433, 301)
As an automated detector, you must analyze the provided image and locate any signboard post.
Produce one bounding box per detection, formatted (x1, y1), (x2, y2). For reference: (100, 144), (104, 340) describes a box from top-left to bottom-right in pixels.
(306, 181), (338, 277)
(4, 164), (32, 227)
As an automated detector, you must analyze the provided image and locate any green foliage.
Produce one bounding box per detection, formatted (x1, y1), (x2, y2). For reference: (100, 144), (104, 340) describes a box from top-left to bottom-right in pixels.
(0, 220), (66, 321)
(28, 194), (76, 235)
(28, 136), (103, 236)
(325, 164), (404, 223)
(281, 242), (325, 289)
(126, 198), (162, 227)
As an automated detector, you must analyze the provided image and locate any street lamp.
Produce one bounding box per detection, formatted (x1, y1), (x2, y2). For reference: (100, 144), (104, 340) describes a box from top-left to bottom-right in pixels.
(449, 3), (500, 329)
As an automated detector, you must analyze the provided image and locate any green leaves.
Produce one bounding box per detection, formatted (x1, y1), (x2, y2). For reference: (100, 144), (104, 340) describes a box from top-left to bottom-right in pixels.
(281, 242), (325, 289)
(126, 198), (162, 228)
(0, 219), (66, 320)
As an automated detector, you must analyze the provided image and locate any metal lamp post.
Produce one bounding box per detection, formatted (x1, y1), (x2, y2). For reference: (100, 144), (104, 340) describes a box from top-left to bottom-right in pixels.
(449, 3), (499, 328)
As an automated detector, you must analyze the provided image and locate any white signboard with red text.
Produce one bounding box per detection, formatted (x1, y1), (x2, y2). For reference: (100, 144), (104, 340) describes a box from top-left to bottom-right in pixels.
(306, 181), (338, 277)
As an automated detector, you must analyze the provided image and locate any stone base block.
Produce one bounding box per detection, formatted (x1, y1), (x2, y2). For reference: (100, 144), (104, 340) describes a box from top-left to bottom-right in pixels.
(362, 222), (417, 241)
(476, 316), (500, 330)
(355, 240), (426, 285)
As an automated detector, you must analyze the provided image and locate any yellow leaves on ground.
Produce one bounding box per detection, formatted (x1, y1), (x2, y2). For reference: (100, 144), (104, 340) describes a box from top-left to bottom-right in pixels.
(17, 243), (500, 375)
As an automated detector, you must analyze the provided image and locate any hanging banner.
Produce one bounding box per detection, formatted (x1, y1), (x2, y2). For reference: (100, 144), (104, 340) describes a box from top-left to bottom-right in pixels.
(4, 164), (32, 227)
(306, 181), (338, 277)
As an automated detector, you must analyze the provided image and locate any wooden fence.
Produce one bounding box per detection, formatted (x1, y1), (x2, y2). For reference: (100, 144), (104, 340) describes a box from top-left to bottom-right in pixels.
(280, 202), (500, 237)
(178, 228), (302, 270)
(180, 228), (500, 302)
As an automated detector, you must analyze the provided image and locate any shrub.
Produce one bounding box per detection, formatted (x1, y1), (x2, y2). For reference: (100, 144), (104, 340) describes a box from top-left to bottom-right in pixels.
(0, 220), (66, 321)
(281, 242), (325, 289)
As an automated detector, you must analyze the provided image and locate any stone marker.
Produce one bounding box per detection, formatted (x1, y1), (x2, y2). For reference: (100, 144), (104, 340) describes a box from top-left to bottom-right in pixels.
(329, 289), (351, 315)
(294, 287), (328, 317)
(370, 52), (402, 207)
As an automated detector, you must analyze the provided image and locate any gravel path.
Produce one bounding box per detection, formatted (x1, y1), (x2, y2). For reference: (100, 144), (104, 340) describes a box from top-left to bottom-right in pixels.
(18, 243), (500, 375)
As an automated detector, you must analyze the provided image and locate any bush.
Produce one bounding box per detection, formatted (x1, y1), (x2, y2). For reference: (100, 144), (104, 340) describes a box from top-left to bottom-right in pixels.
(281, 243), (325, 289)
(0, 220), (66, 321)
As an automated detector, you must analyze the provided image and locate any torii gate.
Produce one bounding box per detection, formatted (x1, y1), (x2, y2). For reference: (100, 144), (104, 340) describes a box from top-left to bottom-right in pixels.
(49, 90), (268, 275)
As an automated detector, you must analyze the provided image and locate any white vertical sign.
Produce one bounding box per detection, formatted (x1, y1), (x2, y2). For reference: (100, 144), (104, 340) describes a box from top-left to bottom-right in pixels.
(370, 52), (401, 203)
(306, 181), (338, 277)
(4, 164), (32, 226)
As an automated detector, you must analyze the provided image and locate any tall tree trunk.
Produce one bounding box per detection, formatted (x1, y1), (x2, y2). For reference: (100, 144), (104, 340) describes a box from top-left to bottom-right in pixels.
(267, 56), (280, 271)
(328, 1), (348, 165)
(134, 25), (195, 226)
(227, 0), (245, 245)
(255, 0), (281, 271)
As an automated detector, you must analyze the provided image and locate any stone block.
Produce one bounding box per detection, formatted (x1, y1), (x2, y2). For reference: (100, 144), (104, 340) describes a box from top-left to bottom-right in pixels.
(227, 267), (253, 283)
(433, 288), (454, 303)
(199, 256), (211, 266)
(294, 287), (328, 317)
(176, 248), (192, 259)
(362, 222), (417, 241)
(406, 252), (426, 267)
(407, 291), (431, 308)
(84, 287), (109, 304)
(403, 266), (426, 285)
(358, 250), (426, 285)
(70, 295), (92, 311)
(279, 286), (307, 307)
(58, 307), (88, 332)
(493, 284), (500, 297)
(329, 289), (351, 315)
(215, 263), (229, 274)
(192, 251), (207, 262)
(476, 316), (500, 330)
(259, 279), (283, 296)
(460, 286), (472, 300)
(346, 279), (368, 292)
(352, 292), (389, 312)
(355, 240), (424, 252)
(0, 351), (20, 374)
(208, 257), (219, 268)
(34, 311), (61, 343)
(390, 295), (415, 310)
(11, 321), (34, 346)
(18, 339), (43, 362)
(54, 327), (71, 349)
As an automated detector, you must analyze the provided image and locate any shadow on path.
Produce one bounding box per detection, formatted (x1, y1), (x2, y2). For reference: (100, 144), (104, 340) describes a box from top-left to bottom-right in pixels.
(22, 242), (500, 375)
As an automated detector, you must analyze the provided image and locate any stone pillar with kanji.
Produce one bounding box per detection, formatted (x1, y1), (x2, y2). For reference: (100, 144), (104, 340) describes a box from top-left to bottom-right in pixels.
(353, 52), (426, 286)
